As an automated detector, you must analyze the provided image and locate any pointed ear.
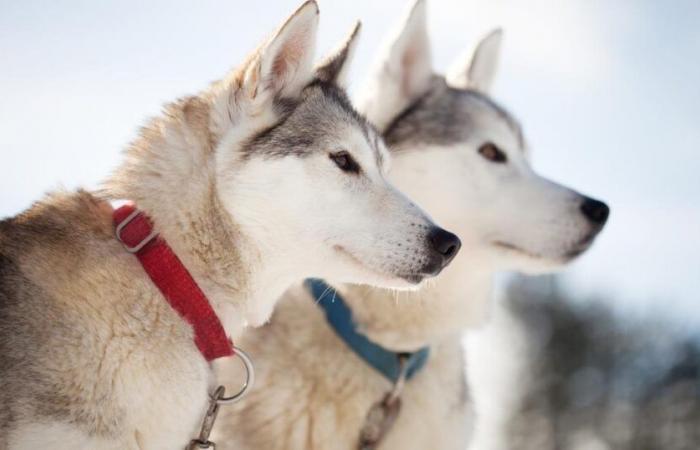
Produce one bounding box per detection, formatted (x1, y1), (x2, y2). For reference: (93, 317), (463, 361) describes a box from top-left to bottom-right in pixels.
(357, 0), (432, 131)
(242, 1), (319, 102)
(315, 21), (361, 88)
(447, 28), (502, 93)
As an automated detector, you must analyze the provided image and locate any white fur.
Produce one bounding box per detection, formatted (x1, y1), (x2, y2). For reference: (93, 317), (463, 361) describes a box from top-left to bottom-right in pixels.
(9, 422), (135, 450)
(447, 28), (503, 92)
(356, 0), (433, 132)
(249, 1), (318, 101)
(465, 286), (533, 450)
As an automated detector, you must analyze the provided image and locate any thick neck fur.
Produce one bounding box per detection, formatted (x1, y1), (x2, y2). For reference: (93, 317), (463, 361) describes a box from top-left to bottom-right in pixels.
(338, 251), (494, 352)
(103, 81), (293, 339)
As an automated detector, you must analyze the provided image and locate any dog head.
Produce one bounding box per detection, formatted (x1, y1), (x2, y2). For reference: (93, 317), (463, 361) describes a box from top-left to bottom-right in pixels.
(213, 2), (460, 294)
(358, 0), (608, 274)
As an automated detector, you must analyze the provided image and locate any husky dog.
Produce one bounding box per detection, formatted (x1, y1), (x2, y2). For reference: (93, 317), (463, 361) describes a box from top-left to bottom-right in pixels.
(0, 2), (461, 449)
(212, 1), (609, 449)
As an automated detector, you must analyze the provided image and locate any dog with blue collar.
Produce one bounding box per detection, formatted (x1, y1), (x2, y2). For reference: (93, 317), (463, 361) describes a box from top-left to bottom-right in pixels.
(306, 279), (431, 448)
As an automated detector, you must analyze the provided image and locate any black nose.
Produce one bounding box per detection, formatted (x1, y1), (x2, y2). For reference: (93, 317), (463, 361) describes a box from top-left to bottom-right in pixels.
(580, 197), (610, 226)
(428, 227), (461, 268)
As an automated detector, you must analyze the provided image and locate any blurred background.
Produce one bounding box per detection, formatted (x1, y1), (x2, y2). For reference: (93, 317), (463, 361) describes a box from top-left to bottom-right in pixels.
(1, 1), (698, 448)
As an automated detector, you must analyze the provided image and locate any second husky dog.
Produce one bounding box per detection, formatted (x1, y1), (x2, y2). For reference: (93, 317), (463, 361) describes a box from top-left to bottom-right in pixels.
(0, 2), (461, 449)
(212, 1), (609, 449)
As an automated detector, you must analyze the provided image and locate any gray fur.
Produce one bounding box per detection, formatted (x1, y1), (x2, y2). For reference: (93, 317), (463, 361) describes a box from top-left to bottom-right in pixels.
(243, 80), (382, 165)
(384, 76), (523, 151)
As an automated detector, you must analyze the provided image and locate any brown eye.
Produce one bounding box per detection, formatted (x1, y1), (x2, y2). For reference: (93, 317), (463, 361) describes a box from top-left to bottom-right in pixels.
(478, 142), (507, 163)
(329, 151), (361, 174)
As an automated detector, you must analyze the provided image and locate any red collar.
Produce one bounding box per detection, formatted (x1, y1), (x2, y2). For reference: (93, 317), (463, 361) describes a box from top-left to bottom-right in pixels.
(113, 204), (234, 362)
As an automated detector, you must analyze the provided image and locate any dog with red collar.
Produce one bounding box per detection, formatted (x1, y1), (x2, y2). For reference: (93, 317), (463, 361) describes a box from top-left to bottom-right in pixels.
(0, 2), (460, 448)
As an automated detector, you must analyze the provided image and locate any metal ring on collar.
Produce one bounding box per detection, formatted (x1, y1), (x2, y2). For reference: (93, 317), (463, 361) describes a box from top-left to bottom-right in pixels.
(216, 346), (255, 405)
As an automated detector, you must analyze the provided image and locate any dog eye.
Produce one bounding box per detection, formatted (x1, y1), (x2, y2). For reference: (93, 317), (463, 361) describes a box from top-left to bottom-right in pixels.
(478, 143), (507, 163)
(329, 151), (361, 174)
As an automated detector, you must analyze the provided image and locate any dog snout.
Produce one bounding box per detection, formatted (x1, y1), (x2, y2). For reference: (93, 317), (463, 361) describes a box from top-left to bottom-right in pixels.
(424, 227), (461, 274)
(580, 197), (610, 227)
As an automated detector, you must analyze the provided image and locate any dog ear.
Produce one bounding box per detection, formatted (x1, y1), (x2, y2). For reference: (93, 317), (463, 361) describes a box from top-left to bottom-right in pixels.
(315, 21), (361, 88)
(357, 0), (432, 131)
(447, 28), (502, 93)
(241, 1), (319, 102)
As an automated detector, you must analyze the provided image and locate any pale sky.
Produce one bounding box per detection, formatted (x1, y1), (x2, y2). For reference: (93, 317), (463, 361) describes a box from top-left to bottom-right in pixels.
(1, 0), (699, 323)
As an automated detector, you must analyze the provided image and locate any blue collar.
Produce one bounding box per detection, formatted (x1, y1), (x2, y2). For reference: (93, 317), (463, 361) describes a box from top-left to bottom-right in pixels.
(305, 279), (430, 384)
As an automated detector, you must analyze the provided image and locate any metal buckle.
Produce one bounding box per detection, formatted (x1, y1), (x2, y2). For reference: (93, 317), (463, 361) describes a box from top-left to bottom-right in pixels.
(115, 209), (158, 253)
